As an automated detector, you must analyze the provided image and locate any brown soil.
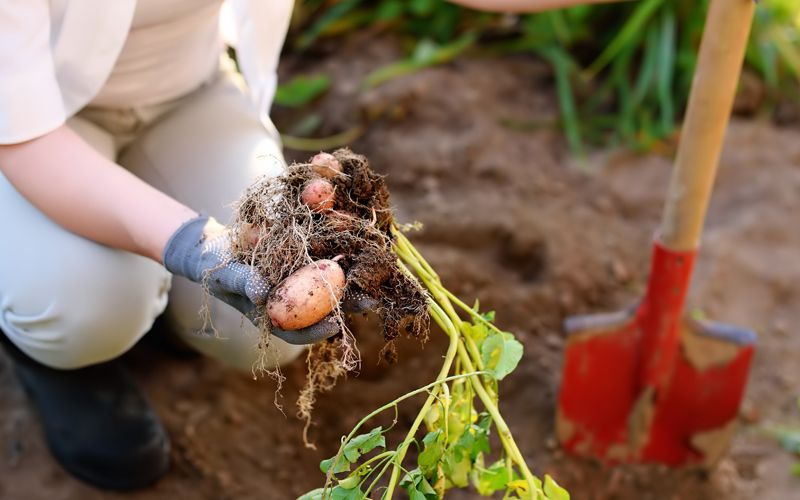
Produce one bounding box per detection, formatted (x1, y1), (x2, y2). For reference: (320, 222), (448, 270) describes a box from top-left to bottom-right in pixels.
(2, 35), (800, 499)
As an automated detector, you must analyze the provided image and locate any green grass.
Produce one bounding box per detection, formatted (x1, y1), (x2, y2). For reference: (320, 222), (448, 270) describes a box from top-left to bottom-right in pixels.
(281, 0), (800, 154)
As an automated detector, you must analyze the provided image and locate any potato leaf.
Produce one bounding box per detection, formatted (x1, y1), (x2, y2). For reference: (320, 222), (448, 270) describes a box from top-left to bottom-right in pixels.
(443, 452), (470, 488)
(464, 321), (490, 347)
(418, 430), (445, 476)
(481, 331), (524, 380)
(453, 413), (491, 461)
(473, 459), (515, 496)
(544, 474), (570, 500)
(342, 427), (386, 463)
(330, 485), (365, 500)
(337, 474), (361, 490)
(320, 456), (351, 475)
(400, 468), (438, 500)
(297, 488), (325, 500)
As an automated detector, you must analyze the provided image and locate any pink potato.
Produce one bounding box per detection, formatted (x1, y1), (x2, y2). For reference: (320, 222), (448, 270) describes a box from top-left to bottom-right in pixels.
(302, 178), (335, 212)
(267, 259), (346, 330)
(311, 152), (343, 178)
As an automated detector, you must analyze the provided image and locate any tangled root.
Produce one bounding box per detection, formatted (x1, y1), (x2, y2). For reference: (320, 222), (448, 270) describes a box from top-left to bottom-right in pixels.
(230, 149), (429, 423)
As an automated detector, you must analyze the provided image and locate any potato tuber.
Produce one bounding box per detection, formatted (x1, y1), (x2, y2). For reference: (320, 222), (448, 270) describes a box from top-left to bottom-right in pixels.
(267, 259), (345, 330)
(302, 179), (335, 213)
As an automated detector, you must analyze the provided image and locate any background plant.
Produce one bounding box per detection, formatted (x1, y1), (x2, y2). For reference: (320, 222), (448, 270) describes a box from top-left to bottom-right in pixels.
(278, 0), (800, 154)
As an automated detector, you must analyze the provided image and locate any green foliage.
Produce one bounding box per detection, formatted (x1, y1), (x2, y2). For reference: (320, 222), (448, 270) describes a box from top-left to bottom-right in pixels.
(286, 0), (800, 154)
(274, 74), (331, 107)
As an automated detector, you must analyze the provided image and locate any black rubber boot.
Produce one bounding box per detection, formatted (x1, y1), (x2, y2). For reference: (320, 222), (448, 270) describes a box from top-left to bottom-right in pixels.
(0, 335), (170, 490)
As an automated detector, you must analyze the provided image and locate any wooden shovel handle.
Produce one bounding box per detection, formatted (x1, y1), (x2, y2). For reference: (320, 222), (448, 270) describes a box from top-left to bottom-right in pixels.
(659, 0), (755, 251)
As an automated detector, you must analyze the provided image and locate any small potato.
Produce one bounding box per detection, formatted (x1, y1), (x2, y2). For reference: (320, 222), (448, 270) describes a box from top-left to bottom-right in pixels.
(311, 152), (343, 179)
(268, 259), (346, 330)
(302, 178), (335, 212)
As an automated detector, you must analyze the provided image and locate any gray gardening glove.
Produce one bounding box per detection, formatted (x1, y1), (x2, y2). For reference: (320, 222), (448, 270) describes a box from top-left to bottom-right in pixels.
(163, 214), (340, 345)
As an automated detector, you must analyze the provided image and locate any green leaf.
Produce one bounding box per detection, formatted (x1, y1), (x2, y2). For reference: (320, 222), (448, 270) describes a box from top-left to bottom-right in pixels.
(481, 332), (524, 380)
(473, 459), (514, 496)
(375, 0), (404, 21)
(274, 74), (331, 107)
(464, 321), (490, 349)
(337, 474), (361, 490)
(409, 0), (436, 16)
(343, 427), (386, 462)
(320, 455), (351, 475)
(544, 474), (570, 500)
(443, 451), (470, 488)
(297, 488), (325, 500)
(400, 468), (438, 500)
(418, 430), (444, 475)
(791, 461), (800, 477)
(329, 485), (365, 500)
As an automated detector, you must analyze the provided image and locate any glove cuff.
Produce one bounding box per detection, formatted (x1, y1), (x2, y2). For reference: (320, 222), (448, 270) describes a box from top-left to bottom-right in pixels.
(162, 214), (210, 280)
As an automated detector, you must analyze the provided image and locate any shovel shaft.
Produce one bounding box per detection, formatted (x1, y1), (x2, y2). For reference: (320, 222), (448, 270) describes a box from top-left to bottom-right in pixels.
(637, 242), (696, 389)
(659, 0), (755, 251)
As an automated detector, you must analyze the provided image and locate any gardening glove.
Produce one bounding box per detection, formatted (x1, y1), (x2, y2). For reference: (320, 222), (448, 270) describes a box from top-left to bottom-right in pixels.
(163, 214), (340, 345)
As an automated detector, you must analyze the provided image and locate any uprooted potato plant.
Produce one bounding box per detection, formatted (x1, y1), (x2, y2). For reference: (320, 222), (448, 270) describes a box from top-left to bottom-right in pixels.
(229, 149), (568, 499)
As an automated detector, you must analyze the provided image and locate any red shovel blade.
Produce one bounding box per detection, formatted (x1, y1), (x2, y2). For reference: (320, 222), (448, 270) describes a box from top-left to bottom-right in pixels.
(555, 242), (756, 466)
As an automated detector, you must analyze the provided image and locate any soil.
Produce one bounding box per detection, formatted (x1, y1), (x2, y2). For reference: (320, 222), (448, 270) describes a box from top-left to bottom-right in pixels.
(2, 34), (800, 500)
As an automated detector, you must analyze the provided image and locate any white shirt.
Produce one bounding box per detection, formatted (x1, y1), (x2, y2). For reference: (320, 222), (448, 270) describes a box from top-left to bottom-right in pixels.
(0, 0), (294, 144)
(91, 0), (226, 108)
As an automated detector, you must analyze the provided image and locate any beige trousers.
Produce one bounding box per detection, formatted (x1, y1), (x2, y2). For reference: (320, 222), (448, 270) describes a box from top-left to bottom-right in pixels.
(0, 68), (303, 371)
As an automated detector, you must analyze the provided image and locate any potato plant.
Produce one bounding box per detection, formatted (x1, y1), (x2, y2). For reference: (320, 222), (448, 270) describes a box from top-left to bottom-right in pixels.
(231, 150), (567, 499)
(298, 230), (569, 500)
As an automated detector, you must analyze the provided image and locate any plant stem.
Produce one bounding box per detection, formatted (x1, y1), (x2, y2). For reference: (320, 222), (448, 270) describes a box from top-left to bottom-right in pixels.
(395, 229), (543, 498)
(456, 341), (541, 496)
(383, 301), (460, 497)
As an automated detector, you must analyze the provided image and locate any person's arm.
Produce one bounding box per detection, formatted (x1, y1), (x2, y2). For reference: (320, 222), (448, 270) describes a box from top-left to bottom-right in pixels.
(448, 0), (626, 13)
(0, 127), (345, 344)
(0, 125), (197, 262)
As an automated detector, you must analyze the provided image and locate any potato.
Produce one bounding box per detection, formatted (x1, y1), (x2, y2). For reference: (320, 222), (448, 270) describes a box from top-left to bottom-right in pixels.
(311, 152), (343, 178)
(268, 259), (346, 330)
(302, 179), (335, 212)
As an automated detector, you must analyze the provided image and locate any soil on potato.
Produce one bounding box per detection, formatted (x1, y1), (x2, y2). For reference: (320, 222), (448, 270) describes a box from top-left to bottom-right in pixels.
(2, 34), (800, 500)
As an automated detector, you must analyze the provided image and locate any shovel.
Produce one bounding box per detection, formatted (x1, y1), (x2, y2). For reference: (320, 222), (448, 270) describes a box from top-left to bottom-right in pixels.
(556, 0), (757, 466)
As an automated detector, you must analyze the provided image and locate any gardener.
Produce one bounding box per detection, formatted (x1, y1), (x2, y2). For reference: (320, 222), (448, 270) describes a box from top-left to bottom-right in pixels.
(0, 0), (618, 491)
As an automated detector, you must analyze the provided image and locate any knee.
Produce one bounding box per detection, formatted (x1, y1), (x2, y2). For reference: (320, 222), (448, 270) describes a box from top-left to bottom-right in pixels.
(1, 254), (171, 370)
(166, 279), (304, 373)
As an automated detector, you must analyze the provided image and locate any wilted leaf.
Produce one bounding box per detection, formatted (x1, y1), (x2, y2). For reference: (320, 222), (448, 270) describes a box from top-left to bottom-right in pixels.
(481, 331), (524, 380)
(473, 459), (514, 495)
(544, 474), (570, 500)
(400, 468), (438, 500)
(418, 430), (444, 475)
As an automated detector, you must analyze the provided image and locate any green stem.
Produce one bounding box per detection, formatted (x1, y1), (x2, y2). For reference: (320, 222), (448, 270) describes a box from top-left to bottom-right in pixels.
(456, 341), (541, 496)
(383, 301), (461, 497)
(397, 231), (543, 497)
(323, 369), (484, 494)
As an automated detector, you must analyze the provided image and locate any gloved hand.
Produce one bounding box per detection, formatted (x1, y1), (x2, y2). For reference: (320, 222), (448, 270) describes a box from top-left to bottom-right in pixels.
(162, 214), (340, 345)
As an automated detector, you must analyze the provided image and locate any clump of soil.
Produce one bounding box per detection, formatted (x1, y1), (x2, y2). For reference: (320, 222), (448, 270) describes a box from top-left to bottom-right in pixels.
(230, 149), (429, 429)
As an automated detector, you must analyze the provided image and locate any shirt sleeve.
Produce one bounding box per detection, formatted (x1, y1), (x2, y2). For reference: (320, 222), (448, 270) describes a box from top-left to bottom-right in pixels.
(228, 0), (294, 129)
(0, 1), (67, 145)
